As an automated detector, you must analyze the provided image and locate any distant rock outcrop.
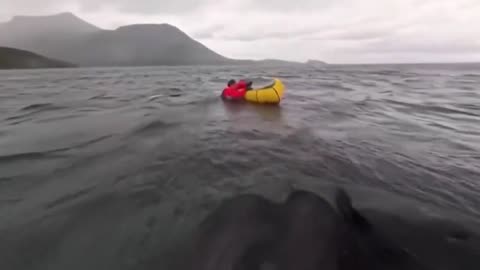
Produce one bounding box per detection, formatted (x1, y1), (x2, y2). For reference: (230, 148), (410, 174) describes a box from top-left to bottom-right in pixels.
(0, 47), (75, 69)
(306, 59), (327, 65)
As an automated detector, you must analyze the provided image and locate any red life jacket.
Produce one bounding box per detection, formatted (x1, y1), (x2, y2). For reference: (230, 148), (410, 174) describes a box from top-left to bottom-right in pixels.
(221, 80), (248, 100)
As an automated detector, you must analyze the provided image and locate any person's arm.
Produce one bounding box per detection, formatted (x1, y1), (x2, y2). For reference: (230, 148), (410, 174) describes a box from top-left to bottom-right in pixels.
(246, 81), (253, 90)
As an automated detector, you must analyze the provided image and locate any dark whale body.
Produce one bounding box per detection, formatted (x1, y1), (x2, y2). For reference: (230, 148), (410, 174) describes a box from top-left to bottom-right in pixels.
(187, 194), (283, 270)
(273, 190), (341, 270)
(187, 188), (430, 270)
(335, 189), (429, 270)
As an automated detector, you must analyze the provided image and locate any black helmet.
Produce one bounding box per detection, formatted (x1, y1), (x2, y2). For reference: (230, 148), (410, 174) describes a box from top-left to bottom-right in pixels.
(227, 79), (236, 87)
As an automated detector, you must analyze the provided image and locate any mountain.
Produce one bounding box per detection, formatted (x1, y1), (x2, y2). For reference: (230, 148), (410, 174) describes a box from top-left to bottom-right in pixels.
(0, 12), (326, 67)
(56, 24), (231, 66)
(0, 12), (100, 37)
(306, 59), (327, 65)
(0, 47), (75, 69)
(0, 12), (101, 58)
(0, 13), (230, 66)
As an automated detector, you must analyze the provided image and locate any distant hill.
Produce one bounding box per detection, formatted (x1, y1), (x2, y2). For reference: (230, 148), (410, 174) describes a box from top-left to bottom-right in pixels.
(56, 24), (232, 66)
(0, 12), (100, 37)
(0, 13), (231, 66)
(0, 12), (101, 58)
(0, 47), (75, 69)
(306, 59), (327, 65)
(0, 12), (326, 67)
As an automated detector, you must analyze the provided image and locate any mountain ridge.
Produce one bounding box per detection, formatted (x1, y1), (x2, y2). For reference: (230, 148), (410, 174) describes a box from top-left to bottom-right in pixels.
(0, 13), (232, 66)
(0, 46), (75, 69)
(0, 12), (326, 67)
(1, 12), (101, 35)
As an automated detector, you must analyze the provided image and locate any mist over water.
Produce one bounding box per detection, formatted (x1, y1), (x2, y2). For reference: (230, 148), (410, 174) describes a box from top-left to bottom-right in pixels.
(0, 63), (480, 269)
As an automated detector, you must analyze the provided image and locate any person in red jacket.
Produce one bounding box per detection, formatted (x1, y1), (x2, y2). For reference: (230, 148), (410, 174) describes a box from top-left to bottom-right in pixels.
(221, 79), (253, 101)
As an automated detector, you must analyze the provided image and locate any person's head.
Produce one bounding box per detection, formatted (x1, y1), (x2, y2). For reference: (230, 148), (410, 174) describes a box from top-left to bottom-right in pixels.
(227, 79), (236, 87)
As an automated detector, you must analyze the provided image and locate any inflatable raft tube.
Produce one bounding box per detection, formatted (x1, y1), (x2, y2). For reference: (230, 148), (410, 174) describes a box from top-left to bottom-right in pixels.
(244, 78), (285, 104)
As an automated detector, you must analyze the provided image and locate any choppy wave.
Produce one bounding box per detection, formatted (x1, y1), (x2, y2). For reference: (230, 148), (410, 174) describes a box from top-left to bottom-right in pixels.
(0, 64), (479, 270)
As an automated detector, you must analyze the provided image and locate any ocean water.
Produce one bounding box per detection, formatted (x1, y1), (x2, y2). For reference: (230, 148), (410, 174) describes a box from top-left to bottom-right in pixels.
(0, 63), (479, 269)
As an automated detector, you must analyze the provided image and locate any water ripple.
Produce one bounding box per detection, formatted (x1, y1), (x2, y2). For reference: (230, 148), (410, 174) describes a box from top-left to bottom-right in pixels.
(0, 64), (479, 270)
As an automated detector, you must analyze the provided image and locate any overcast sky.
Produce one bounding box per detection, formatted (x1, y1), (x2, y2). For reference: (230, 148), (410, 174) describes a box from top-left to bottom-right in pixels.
(1, 0), (480, 63)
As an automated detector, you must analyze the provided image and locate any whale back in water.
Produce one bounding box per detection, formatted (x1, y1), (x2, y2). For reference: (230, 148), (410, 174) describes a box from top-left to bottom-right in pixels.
(186, 194), (283, 270)
(335, 189), (430, 270)
(273, 190), (341, 270)
(187, 188), (432, 270)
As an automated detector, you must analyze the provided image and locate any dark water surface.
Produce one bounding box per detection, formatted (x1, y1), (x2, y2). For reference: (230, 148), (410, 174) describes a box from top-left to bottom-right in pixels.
(0, 64), (480, 269)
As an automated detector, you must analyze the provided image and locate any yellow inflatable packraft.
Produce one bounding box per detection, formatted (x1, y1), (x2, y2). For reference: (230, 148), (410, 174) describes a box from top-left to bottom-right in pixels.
(244, 78), (285, 104)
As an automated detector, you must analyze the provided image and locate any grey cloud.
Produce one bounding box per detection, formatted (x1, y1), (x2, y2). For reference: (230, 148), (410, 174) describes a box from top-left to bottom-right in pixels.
(197, 10), (409, 42)
(1, 0), (212, 17)
(244, 0), (338, 11)
(204, 24), (339, 41)
(192, 24), (226, 39)
(204, 23), (394, 42)
(191, 31), (214, 39)
(2, 0), (343, 17)
(212, 30), (317, 42)
(304, 29), (391, 41)
(77, 0), (209, 14)
(1, 0), (480, 63)
(356, 38), (480, 54)
(2, 0), (63, 17)
(207, 31), (388, 44)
